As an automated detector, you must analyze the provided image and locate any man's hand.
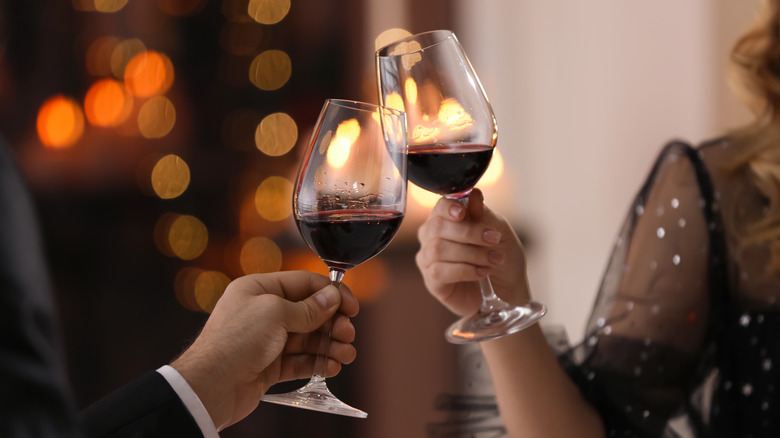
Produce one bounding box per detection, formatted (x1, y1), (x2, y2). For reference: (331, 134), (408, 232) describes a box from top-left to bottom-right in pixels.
(171, 271), (359, 430)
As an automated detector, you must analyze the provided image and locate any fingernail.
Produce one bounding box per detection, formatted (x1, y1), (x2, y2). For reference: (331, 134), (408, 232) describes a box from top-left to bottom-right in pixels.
(476, 266), (490, 277)
(488, 250), (504, 265)
(449, 204), (464, 219)
(482, 230), (501, 244)
(314, 286), (338, 308)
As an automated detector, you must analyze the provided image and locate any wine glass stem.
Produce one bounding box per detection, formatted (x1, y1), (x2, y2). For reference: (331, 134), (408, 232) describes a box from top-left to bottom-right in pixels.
(478, 275), (504, 314)
(452, 194), (506, 314)
(312, 268), (345, 379)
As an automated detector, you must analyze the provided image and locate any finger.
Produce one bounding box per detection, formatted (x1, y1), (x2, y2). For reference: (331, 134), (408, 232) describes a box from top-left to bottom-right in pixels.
(336, 283), (359, 318)
(282, 334), (356, 365)
(423, 260), (491, 285)
(283, 316), (354, 354)
(419, 202), (502, 250)
(283, 284), (341, 333)
(330, 314), (356, 343)
(418, 237), (503, 269)
(225, 271), (331, 302)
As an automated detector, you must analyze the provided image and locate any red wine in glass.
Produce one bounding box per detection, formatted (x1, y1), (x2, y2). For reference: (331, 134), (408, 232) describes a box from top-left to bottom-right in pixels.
(407, 144), (494, 198)
(297, 210), (405, 271)
(260, 99), (407, 417)
(377, 30), (546, 343)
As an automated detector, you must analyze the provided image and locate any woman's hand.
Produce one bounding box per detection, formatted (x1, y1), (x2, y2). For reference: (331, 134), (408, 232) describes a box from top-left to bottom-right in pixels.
(415, 188), (531, 316)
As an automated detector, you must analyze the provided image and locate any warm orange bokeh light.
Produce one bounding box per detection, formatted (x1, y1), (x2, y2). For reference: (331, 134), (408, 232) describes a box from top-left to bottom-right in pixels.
(151, 154), (191, 199)
(86, 36), (120, 77)
(84, 78), (132, 127)
(168, 215), (208, 260)
(282, 251), (388, 302)
(194, 270), (231, 313)
(249, 50), (291, 91)
(480, 149), (504, 186)
(374, 28), (413, 52)
(254, 176), (293, 221)
(239, 236), (283, 274)
(124, 50), (174, 97)
(174, 266), (204, 311)
(409, 182), (440, 209)
(36, 95), (85, 149)
(247, 0), (290, 24)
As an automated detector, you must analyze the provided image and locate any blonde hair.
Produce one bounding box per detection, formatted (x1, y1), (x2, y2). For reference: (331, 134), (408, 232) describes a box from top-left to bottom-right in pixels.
(725, 0), (780, 248)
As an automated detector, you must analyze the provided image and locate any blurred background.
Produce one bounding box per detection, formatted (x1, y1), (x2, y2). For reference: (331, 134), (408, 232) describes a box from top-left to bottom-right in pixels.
(0, 0), (762, 437)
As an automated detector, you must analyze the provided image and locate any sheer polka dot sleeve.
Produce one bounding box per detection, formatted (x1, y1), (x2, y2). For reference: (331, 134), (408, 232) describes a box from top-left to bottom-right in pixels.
(560, 141), (725, 436)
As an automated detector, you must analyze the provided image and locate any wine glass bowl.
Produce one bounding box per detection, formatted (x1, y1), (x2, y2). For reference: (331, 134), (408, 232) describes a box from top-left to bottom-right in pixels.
(377, 30), (547, 343)
(376, 30), (497, 200)
(260, 99), (407, 417)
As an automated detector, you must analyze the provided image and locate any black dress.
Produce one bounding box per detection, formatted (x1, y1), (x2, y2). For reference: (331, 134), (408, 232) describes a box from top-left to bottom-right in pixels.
(562, 138), (780, 437)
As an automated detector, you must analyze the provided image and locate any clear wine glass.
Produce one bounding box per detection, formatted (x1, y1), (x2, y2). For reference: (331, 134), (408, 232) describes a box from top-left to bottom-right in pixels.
(260, 99), (407, 417)
(376, 30), (546, 344)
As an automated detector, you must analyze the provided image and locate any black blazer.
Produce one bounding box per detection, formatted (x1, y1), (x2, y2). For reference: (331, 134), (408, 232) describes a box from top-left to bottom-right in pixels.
(0, 140), (202, 437)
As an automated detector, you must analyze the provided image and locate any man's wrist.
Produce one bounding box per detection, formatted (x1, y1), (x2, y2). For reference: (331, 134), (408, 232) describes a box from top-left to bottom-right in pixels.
(157, 365), (220, 437)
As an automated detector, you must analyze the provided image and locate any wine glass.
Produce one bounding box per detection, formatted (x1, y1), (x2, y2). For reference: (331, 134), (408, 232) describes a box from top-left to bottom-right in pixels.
(376, 30), (546, 344)
(260, 99), (407, 417)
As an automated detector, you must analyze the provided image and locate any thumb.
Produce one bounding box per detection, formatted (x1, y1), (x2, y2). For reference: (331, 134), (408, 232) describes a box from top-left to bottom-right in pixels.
(285, 284), (341, 333)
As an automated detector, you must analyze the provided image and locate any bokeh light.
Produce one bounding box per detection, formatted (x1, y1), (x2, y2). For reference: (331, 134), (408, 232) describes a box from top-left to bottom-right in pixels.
(480, 149), (504, 186)
(254, 176), (293, 221)
(36, 95), (85, 149)
(73, 0), (96, 11)
(110, 38), (146, 79)
(247, 0), (290, 24)
(409, 183), (440, 209)
(174, 266), (204, 311)
(138, 96), (176, 138)
(157, 0), (204, 15)
(86, 36), (120, 77)
(94, 0), (128, 13)
(194, 270), (231, 313)
(124, 50), (174, 97)
(283, 251), (388, 302)
(239, 236), (282, 274)
(84, 78), (132, 127)
(168, 215), (208, 260)
(374, 28), (413, 51)
(255, 112), (297, 156)
(249, 50), (291, 91)
(151, 154), (191, 199)
(154, 212), (180, 257)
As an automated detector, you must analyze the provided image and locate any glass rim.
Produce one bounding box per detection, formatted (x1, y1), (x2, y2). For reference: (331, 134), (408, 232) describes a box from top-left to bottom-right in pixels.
(375, 29), (456, 58)
(325, 98), (405, 118)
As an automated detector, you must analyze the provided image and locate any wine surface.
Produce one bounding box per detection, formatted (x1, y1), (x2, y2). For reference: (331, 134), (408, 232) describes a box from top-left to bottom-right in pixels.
(297, 209), (404, 270)
(407, 144), (493, 197)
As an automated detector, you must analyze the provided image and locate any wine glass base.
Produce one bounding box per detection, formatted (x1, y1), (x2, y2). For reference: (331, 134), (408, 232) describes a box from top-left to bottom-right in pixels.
(445, 301), (547, 344)
(260, 377), (368, 418)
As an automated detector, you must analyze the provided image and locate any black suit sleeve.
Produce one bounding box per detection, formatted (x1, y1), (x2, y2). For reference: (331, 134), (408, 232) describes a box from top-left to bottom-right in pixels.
(0, 140), (81, 436)
(0, 141), (204, 437)
(80, 371), (204, 438)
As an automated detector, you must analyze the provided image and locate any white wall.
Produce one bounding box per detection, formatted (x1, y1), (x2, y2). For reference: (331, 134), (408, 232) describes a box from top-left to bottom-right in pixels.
(454, 0), (759, 341)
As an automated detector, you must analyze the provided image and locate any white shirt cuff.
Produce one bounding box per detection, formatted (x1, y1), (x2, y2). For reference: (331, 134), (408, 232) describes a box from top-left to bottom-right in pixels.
(156, 365), (220, 438)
